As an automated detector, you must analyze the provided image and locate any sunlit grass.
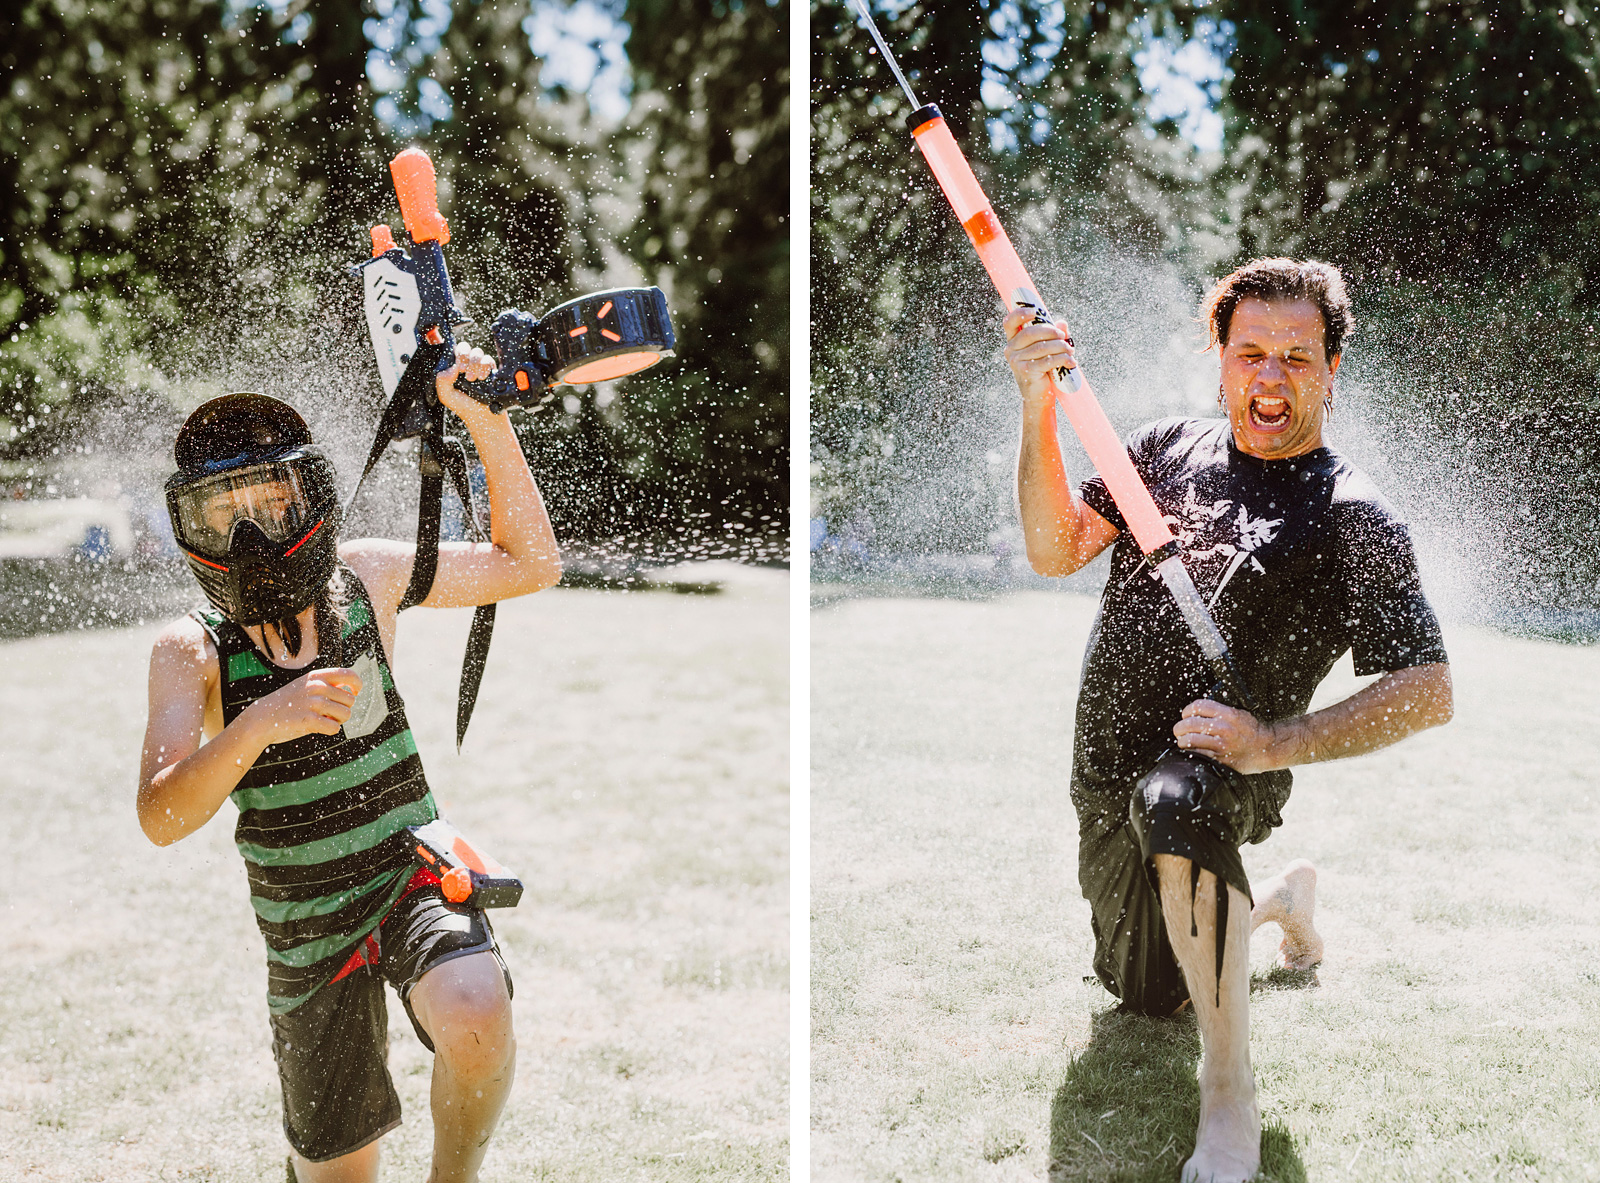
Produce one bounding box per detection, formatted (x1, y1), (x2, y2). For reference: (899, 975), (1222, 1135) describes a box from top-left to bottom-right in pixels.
(0, 568), (788, 1181)
(812, 591), (1600, 1182)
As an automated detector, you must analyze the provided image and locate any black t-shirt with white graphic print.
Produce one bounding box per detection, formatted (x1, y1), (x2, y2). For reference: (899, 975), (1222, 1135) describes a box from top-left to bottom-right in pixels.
(1072, 416), (1447, 838)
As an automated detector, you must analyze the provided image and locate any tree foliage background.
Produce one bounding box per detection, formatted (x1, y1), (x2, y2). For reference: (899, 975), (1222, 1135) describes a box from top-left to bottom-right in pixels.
(813, 0), (1600, 619)
(0, 0), (788, 558)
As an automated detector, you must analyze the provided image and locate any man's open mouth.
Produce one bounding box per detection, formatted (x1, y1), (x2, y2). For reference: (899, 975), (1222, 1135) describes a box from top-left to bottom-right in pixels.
(1248, 395), (1292, 429)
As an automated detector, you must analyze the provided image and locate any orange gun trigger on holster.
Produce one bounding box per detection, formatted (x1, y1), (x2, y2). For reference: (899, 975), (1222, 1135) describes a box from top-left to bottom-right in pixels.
(408, 818), (523, 909)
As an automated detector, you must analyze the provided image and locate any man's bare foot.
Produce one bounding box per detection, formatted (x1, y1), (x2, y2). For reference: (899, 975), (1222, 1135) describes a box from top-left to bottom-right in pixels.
(1249, 859), (1323, 971)
(1182, 1070), (1260, 1183)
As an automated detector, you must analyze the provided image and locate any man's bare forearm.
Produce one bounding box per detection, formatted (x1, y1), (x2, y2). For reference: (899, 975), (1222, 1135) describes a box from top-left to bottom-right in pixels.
(1265, 662), (1453, 768)
(1017, 393), (1095, 575)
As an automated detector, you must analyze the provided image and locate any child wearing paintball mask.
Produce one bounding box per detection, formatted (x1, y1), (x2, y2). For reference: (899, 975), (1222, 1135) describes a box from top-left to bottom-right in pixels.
(137, 344), (560, 1183)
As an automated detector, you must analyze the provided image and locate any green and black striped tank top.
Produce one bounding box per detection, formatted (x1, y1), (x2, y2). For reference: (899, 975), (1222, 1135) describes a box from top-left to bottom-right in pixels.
(193, 566), (437, 1015)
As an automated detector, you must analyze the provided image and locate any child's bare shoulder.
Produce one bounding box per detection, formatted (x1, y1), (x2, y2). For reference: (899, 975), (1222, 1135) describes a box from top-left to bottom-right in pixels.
(152, 613), (208, 656)
(339, 538), (413, 618)
(149, 614), (216, 687)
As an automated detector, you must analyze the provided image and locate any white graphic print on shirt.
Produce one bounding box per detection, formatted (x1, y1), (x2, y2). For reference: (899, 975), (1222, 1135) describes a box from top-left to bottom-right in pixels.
(1154, 483), (1284, 609)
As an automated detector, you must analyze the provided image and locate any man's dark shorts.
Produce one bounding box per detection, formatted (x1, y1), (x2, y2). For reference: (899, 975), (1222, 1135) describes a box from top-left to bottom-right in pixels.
(1076, 750), (1267, 1017)
(268, 882), (513, 1164)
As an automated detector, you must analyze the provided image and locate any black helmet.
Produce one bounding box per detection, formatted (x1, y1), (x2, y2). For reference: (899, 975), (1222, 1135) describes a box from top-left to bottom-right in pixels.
(165, 393), (343, 627)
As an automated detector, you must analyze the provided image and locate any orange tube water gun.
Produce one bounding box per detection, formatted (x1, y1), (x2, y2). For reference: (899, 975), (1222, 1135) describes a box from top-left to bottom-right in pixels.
(846, 0), (1255, 709)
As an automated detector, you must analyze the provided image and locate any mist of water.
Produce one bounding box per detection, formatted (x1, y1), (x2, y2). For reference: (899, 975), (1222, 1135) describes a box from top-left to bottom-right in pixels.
(812, 234), (1598, 636)
(2, 205), (778, 640)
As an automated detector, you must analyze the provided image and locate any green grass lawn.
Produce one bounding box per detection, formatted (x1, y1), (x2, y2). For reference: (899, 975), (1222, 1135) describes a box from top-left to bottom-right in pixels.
(811, 590), (1600, 1182)
(0, 566), (788, 1181)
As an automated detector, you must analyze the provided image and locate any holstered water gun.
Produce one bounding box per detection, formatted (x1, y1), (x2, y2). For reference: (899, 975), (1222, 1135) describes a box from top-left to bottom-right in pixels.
(349, 148), (677, 748)
(408, 818), (524, 909)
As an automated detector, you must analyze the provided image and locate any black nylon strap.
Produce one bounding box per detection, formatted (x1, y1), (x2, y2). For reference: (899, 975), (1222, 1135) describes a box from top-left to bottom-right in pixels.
(345, 339), (450, 518)
(399, 416), (446, 610)
(439, 433), (483, 544)
(438, 433), (497, 749)
(456, 603), (496, 749)
(1189, 858), (1201, 937)
(1214, 878), (1229, 1009)
(347, 349), (503, 750)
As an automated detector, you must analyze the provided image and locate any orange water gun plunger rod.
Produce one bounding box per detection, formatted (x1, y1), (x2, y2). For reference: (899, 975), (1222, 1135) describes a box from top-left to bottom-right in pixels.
(846, 0), (1254, 710)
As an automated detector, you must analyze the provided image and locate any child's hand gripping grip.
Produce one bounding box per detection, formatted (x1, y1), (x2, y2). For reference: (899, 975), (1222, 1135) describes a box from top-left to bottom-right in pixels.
(452, 310), (548, 414)
(390, 148), (451, 245)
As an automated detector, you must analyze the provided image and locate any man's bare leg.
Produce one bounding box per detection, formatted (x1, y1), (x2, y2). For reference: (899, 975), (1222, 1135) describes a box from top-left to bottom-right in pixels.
(408, 953), (518, 1183)
(1249, 859), (1323, 971)
(1153, 853), (1259, 1183)
(290, 1140), (379, 1183)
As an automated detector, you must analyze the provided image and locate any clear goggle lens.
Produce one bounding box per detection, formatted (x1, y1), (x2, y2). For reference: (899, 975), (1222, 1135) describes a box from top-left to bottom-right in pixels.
(174, 462), (314, 554)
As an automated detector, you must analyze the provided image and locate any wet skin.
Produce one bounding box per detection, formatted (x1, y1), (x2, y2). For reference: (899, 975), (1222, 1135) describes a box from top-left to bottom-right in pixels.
(1004, 296), (1450, 1183)
(1219, 296), (1341, 461)
(140, 344), (556, 1183)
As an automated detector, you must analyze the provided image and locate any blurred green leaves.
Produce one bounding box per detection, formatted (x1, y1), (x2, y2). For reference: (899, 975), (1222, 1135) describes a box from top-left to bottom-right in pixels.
(0, 0), (787, 543)
(619, 0), (790, 517)
(812, 0), (1600, 605)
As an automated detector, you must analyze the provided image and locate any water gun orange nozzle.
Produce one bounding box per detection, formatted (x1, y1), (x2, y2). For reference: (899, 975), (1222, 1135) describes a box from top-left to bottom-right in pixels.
(390, 147), (450, 245)
(370, 225), (397, 258)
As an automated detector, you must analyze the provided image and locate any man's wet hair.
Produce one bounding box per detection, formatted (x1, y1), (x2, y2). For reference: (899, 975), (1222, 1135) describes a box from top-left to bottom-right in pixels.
(1203, 257), (1354, 361)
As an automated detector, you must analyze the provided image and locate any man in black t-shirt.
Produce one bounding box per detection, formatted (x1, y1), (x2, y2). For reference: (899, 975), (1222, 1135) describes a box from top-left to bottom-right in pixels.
(1003, 258), (1452, 1183)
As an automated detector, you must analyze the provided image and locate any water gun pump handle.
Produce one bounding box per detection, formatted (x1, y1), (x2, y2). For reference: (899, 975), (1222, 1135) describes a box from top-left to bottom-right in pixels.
(390, 148), (451, 246)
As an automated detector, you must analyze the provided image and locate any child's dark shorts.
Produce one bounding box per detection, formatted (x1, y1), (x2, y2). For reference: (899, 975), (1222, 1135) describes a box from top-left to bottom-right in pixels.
(268, 881), (513, 1164)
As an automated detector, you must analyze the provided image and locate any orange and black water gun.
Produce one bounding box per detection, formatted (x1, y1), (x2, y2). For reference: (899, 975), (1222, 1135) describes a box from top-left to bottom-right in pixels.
(409, 818), (524, 909)
(357, 148), (677, 419)
(348, 149), (679, 748)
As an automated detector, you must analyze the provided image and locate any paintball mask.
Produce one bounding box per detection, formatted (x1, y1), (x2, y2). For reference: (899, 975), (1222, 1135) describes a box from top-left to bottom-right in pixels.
(165, 393), (343, 627)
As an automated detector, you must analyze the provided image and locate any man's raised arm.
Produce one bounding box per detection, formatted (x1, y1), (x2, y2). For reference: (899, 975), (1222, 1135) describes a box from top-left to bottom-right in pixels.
(1002, 308), (1120, 575)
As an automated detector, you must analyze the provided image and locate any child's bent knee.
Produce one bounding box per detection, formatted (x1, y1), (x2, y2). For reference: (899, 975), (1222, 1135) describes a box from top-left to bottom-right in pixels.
(414, 957), (514, 1067)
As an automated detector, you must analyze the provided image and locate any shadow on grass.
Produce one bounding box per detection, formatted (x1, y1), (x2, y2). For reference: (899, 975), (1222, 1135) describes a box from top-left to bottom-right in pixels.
(1048, 1006), (1307, 1183)
(1251, 965), (1319, 993)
